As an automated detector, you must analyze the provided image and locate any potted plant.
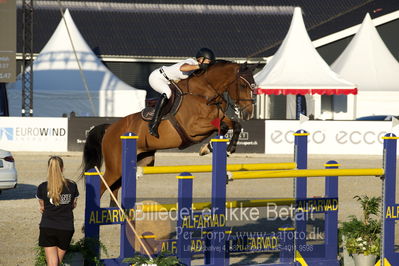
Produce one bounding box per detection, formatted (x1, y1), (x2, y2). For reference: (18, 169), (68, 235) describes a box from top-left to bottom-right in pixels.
(340, 195), (381, 266)
(123, 252), (181, 266)
(35, 237), (107, 266)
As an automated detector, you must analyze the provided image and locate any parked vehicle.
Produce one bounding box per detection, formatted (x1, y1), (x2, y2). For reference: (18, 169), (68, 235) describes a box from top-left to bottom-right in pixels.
(356, 115), (398, 121)
(0, 149), (17, 192)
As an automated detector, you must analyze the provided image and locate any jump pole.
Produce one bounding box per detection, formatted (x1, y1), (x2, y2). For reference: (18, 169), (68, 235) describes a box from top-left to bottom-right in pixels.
(229, 168), (384, 179)
(139, 162), (297, 175)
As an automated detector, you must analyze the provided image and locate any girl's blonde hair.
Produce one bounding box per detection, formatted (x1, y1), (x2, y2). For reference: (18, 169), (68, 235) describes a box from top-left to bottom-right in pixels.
(47, 156), (68, 206)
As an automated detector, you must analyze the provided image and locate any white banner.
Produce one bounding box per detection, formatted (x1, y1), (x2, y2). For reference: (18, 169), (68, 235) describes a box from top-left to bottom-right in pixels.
(265, 120), (399, 155)
(0, 117), (68, 151)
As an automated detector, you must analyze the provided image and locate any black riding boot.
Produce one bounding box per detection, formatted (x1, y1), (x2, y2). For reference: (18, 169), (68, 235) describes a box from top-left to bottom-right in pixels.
(149, 93), (168, 138)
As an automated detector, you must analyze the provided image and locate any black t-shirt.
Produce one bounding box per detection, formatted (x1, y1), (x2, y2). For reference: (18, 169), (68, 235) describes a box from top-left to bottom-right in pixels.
(36, 180), (79, 231)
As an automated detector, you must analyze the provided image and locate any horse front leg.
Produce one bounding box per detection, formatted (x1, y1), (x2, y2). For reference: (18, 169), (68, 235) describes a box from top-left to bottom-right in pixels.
(226, 120), (242, 154)
(199, 121), (230, 156)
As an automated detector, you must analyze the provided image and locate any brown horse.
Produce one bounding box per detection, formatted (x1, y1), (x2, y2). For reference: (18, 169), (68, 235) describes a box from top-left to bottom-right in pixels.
(81, 61), (256, 201)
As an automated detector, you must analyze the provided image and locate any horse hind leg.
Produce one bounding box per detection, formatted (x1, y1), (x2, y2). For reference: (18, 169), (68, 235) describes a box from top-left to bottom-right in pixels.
(138, 151), (155, 167)
(104, 151), (155, 207)
(136, 151), (155, 178)
(109, 178), (122, 207)
(99, 170), (122, 207)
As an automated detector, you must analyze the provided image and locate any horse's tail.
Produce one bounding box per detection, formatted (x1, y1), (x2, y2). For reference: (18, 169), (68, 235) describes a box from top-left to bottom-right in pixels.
(80, 123), (110, 179)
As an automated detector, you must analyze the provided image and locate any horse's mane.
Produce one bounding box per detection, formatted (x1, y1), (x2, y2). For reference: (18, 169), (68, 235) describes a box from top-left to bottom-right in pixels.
(214, 59), (234, 65)
(184, 60), (238, 84)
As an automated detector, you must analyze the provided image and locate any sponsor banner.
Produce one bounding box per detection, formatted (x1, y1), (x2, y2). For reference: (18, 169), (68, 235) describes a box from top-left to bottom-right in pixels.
(0, 117), (68, 151)
(160, 120), (265, 153)
(68, 117), (121, 151)
(265, 120), (399, 155)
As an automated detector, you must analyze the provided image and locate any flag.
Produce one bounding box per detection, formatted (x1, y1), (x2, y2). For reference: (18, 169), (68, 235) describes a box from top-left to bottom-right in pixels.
(211, 118), (221, 135)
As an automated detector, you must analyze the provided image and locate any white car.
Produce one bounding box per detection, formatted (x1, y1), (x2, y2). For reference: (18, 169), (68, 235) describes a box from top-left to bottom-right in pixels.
(0, 149), (17, 191)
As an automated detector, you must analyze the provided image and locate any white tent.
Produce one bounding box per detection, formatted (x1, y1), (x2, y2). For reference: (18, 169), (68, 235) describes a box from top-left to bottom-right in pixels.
(7, 9), (146, 117)
(255, 7), (357, 120)
(331, 13), (399, 118)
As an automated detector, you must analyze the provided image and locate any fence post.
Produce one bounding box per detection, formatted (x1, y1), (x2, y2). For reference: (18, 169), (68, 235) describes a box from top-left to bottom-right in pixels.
(279, 227), (295, 263)
(294, 130), (308, 255)
(381, 134), (398, 265)
(177, 172), (194, 266)
(324, 160), (339, 261)
(84, 169), (101, 257)
(210, 137), (229, 266)
(120, 133), (138, 260)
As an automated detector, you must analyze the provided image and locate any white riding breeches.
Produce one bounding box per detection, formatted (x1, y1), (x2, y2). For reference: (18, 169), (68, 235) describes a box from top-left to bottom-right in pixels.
(148, 68), (172, 99)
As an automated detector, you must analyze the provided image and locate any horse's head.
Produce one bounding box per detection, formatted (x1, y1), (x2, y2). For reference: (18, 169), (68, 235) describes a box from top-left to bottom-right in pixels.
(223, 62), (256, 120)
(194, 61), (256, 120)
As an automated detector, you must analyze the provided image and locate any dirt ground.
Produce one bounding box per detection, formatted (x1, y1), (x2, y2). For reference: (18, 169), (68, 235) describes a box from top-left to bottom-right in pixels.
(0, 151), (397, 265)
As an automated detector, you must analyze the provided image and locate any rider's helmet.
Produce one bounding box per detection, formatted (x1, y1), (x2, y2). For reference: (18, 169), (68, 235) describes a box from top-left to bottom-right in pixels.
(196, 48), (215, 63)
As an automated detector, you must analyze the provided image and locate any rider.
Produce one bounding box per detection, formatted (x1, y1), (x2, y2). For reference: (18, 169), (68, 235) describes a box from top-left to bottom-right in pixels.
(148, 48), (216, 138)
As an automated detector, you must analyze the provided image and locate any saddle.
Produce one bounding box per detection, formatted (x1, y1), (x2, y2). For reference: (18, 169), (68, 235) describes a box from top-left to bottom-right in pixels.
(141, 85), (183, 122)
(141, 84), (194, 149)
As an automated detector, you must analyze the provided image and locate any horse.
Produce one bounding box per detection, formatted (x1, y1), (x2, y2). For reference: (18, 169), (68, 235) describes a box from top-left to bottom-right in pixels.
(81, 61), (256, 203)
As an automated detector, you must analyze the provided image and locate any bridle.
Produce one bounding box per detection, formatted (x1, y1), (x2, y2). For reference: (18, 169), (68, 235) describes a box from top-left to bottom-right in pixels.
(228, 67), (256, 118)
(180, 63), (256, 117)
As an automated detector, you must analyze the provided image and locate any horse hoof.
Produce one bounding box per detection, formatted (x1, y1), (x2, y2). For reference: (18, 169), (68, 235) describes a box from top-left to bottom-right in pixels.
(110, 199), (118, 208)
(136, 167), (143, 180)
(228, 148), (236, 154)
(199, 144), (211, 156)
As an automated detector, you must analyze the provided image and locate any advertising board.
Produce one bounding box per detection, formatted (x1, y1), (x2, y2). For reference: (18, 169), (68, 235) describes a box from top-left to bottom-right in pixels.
(265, 120), (398, 155)
(0, 117), (68, 151)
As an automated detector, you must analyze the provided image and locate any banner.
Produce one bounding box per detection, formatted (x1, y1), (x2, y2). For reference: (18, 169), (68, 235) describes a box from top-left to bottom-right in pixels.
(68, 117), (121, 151)
(265, 120), (399, 155)
(161, 120), (265, 153)
(0, 117), (68, 151)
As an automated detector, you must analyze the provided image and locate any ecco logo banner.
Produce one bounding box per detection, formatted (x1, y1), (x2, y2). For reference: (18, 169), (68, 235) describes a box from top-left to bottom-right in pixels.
(265, 121), (398, 155)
